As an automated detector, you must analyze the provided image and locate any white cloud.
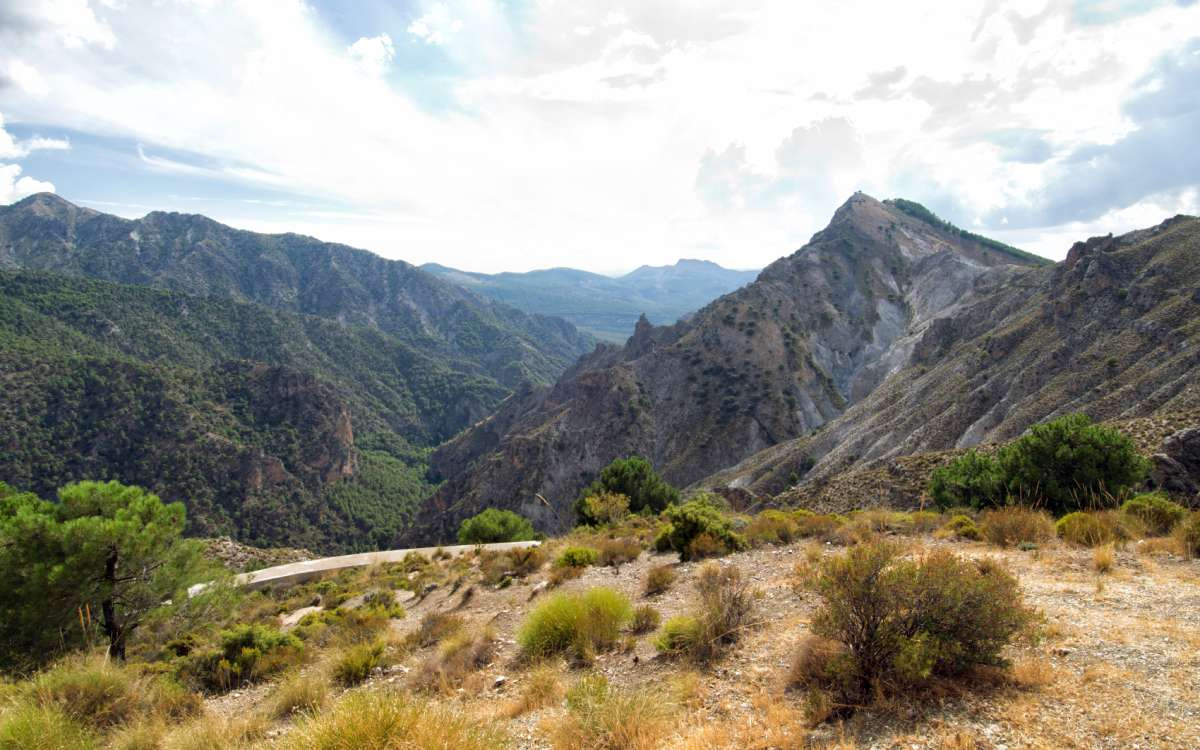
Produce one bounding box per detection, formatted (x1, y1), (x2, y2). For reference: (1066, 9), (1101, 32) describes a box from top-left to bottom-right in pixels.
(5, 60), (50, 96)
(347, 33), (395, 77)
(0, 0), (1196, 269)
(407, 4), (464, 45)
(0, 163), (55, 203)
(0, 112), (70, 158)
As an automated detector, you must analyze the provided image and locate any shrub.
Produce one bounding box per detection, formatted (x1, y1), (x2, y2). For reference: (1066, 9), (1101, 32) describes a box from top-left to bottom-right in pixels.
(1055, 512), (1113, 547)
(804, 542), (1031, 704)
(413, 628), (497, 693)
(457, 508), (537, 544)
(550, 674), (674, 750)
(576, 456), (680, 523)
(655, 616), (702, 655)
(643, 564), (676, 596)
(939, 514), (982, 541)
(0, 704), (93, 750)
(596, 537), (642, 567)
(656, 564), (756, 663)
(631, 605), (661, 634)
(1121, 493), (1186, 536)
(1174, 512), (1200, 558)
(929, 450), (1004, 510)
(980, 507), (1055, 547)
(507, 545), (546, 576)
(659, 500), (747, 561)
(268, 672), (329, 718)
(575, 492), (631, 526)
(332, 640), (385, 686)
(555, 546), (599, 568)
(361, 589), (405, 618)
(745, 509), (801, 546)
(182, 624), (302, 692)
(1093, 544), (1115, 574)
(407, 612), (464, 649)
(997, 414), (1150, 514)
(794, 513), (845, 540)
(518, 587), (633, 660)
(280, 689), (508, 750)
(292, 607), (390, 647)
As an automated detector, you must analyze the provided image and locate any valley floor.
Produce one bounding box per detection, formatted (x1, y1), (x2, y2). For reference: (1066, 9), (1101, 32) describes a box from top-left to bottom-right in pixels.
(212, 535), (1200, 749)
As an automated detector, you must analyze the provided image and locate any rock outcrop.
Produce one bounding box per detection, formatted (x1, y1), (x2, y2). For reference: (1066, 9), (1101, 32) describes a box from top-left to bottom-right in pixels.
(1151, 427), (1200, 506)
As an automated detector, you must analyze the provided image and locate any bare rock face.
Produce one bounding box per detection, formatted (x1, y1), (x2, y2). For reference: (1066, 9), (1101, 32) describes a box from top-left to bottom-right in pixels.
(407, 193), (1049, 540)
(1151, 427), (1200, 506)
(706, 213), (1200, 505)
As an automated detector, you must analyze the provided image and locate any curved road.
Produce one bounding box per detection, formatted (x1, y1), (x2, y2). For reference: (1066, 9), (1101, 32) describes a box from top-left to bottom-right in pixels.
(232, 540), (541, 591)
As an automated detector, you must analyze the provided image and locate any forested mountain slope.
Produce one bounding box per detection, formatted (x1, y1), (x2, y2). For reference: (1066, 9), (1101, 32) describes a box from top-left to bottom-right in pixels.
(0, 270), (514, 550)
(0, 194), (594, 387)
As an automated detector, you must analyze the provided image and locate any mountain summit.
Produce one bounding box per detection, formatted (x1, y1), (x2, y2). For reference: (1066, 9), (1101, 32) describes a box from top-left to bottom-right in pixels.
(413, 193), (1052, 537)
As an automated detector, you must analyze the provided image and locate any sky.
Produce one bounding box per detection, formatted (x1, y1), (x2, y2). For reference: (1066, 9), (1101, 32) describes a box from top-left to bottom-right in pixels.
(0, 0), (1197, 273)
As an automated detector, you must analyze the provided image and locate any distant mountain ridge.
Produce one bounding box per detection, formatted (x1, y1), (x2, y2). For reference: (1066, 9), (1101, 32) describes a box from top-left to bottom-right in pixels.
(0, 193), (595, 387)
(422, 258), (758, 341)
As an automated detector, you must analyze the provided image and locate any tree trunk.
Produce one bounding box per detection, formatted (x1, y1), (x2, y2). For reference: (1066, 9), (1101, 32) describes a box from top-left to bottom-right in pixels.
(102, 547), (126, 660)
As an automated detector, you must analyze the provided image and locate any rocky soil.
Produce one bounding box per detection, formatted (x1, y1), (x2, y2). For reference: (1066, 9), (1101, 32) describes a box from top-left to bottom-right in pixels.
(217, 534), (1200, 749)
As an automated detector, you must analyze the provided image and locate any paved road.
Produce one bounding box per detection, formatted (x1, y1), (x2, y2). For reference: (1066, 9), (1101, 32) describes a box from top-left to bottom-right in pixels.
(231, 540), (541, 591)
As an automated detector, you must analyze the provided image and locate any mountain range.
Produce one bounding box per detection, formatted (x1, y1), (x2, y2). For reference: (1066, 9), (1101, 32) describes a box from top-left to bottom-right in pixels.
(409, 193), (1198, 539)
(422, 259), (758, 341)
(3, 191), (1197, 552)
(0, 193), (594, 551)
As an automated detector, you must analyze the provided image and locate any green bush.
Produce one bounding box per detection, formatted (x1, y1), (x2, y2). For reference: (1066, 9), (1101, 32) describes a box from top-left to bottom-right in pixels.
(555, 546), (599, 568)
(1121, 493), (1186, 536)
(939, 514), (982, 541)
(804, 542), (1030, 703)
(1177, 512), (1200, 558)
(517, 587), (633, 660)
(997, 414), (1149, 514)
(1055, 512), (1113, 547)
(928, 450), (1004, 510)
(575, 456), (680, 524)
(574, 492), (631, 526)
(658, 499), (747, 561)
(183, 624), (302, 692)
(456, 508), (537, 545)
(654, 616), (701, 655)
(332, 641), (385, 686)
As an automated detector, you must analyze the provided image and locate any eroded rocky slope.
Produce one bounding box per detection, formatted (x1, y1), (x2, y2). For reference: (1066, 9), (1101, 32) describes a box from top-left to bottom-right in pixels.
(415, 193), (1049, 537)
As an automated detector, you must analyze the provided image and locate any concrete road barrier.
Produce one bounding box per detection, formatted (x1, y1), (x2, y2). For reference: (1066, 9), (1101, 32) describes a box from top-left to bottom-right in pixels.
(229, 540), (540, 591)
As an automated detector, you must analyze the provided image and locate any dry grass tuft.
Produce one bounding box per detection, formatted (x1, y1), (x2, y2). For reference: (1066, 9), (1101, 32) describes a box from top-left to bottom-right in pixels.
(267, 671), (329, 718)
(502, 662), (564, 717)
(412, 627), (498, 693)
(280, 689), (508, 750)
(547, 674), (675, 750)
(1093, 543), (1116, 574)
